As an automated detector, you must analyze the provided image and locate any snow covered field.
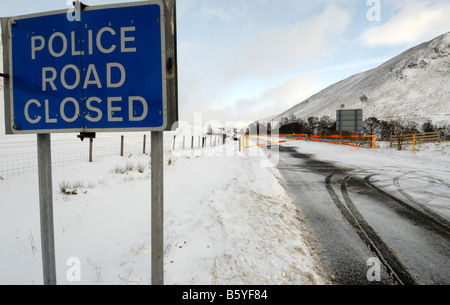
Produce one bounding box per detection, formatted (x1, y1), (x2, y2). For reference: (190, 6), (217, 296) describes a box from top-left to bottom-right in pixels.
(0, 138), (329, 285)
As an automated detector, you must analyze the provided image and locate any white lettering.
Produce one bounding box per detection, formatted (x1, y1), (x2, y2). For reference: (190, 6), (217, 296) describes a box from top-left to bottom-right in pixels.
(31, 36), (45, 60)
(120, 27), (136, 53)
(24, 99), (42, 124)
(88, 30), (93, 55)
(45, 99), (57, 123)
(71, 31), (84, 56)
(128, 96), (148, 122)
(85, 97), (103, 122)
(60, 97), (79, 123)
(83, 64), (102, 89)
(96, 27), (116, 54)
(48, 32), (68, 57)
(107, 63), (126, 88)
(42, 67), (57, 91)
(107, 97), (123, 122)
(60, 64), (80, 90)
(32, 26), (137, 59)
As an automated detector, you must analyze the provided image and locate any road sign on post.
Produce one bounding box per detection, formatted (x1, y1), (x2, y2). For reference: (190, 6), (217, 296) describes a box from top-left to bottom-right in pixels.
(2, 0), (178, 134)
(2, 0), (178, 285)
(337, 109), (363, 133)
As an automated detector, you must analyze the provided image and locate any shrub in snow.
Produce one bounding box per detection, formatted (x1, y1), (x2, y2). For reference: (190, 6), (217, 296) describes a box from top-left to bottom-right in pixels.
(59, 180), (92, 195)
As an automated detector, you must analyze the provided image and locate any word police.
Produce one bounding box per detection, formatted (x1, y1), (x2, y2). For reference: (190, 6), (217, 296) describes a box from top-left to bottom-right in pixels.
(25, 26), (149, 125)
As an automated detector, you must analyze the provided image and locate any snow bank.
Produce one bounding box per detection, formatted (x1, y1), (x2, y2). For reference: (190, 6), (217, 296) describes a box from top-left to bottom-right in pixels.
(0, 141), (329, 285)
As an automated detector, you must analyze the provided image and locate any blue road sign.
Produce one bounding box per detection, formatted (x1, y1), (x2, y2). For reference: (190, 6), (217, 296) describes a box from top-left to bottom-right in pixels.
(4, 1), (167, 134)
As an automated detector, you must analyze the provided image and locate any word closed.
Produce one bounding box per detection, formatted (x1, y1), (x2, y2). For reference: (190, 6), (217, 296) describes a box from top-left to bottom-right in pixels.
(6, 2), (166, 133)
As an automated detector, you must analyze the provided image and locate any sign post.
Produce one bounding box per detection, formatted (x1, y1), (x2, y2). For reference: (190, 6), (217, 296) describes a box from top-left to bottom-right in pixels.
(2, 0), (178, 285)
(37, 133), (57, 285)
(151, 131), (164, 285)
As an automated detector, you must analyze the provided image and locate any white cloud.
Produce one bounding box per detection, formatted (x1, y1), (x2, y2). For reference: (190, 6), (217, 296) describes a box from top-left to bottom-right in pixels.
(230, 5), (351, 77)
(177, 4), (352, 125)
(360, 1), (450, 47)
(179, 73), (323, 126)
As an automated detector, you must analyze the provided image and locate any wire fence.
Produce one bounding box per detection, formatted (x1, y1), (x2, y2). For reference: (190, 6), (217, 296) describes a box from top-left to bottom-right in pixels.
(0, 134), (145, 178)
(0, 132), (227, 179)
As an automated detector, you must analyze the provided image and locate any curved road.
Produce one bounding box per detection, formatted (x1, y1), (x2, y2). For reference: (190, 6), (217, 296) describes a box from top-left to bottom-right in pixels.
(271, 145), (450, 285)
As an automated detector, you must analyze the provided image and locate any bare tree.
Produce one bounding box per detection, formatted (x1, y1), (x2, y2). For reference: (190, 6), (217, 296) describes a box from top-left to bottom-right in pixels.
(364, 117), (381, 135)
(307, 116), (320, 135)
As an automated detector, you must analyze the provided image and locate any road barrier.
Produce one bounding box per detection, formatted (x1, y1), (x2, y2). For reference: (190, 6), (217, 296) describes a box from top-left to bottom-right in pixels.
(243, 134), (376, 150)
(310, 135), (376, 149)
(243, 134), (308, 151)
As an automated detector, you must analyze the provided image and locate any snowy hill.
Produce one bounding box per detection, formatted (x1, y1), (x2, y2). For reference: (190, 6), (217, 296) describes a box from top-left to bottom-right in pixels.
(269, 32), (450, 125)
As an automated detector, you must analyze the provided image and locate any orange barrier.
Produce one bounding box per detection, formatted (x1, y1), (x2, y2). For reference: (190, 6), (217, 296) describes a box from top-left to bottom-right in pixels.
(243, 134), (377, 150)
(244, 134), (308, 149)
(310, 135), (376, 149)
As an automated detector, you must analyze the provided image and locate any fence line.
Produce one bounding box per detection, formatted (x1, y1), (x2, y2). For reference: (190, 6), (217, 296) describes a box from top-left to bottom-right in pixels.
(171, 134), (225, 151)
(0, 133), (226, 179)
(390, 131), (441, 148)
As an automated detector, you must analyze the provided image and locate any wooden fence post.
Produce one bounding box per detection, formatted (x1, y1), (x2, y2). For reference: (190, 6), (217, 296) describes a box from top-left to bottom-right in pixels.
(120, 136), (124, 157)
(89, 138), (93, 162)
(143, 134), (147, 154)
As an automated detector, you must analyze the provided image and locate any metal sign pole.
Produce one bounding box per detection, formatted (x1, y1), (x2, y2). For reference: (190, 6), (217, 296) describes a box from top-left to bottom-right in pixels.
(151, 131), (164, 285)
(37, 134), (57, 285)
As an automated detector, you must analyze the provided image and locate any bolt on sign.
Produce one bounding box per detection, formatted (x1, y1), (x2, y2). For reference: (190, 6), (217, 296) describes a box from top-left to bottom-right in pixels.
(2, 0), (178, 134)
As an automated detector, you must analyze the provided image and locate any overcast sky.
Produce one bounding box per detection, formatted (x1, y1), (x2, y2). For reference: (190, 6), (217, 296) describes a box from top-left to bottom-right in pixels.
(1, 0), (450, 128)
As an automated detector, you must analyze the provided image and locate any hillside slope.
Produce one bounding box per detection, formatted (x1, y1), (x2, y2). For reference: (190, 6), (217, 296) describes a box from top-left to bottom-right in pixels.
(270, 32), (450, 125)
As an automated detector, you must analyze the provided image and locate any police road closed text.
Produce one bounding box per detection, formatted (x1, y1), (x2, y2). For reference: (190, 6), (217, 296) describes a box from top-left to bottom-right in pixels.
(8, 3), (166, 133)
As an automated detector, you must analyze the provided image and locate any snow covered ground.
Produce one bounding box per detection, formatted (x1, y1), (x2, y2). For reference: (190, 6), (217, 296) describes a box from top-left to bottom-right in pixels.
(1, 132), (448, 285)
(0, 138), (329, 285)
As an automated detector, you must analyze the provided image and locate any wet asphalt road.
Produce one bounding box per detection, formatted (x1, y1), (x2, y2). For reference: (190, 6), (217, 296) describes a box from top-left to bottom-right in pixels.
(270, 145), (450, 285)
